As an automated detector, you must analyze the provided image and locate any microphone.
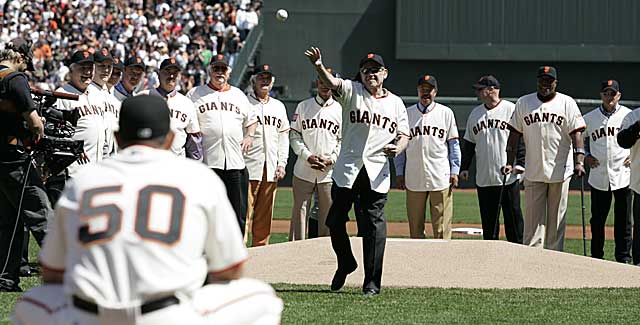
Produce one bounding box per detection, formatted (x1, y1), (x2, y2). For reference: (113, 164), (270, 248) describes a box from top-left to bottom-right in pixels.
(30, 88), (80, 101)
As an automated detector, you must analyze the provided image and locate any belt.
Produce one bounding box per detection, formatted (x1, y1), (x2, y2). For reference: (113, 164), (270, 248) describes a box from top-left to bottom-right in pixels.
(72, 295), (179, 315)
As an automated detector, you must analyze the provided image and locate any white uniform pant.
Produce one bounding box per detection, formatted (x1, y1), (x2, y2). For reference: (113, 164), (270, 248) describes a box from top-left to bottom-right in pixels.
(523, 178), (570, 251)
(12, 278), (283, 325)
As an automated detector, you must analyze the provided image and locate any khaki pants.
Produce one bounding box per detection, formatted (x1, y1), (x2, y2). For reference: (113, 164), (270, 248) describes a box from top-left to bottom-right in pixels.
(523, 178), (570, 251)
(406, 188), (453, 239)
(290, 176), (331, 240)
(246, 168), (278, 247)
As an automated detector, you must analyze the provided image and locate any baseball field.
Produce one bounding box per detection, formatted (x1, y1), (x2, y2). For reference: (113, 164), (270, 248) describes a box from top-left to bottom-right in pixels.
(2, 188), (639, 324)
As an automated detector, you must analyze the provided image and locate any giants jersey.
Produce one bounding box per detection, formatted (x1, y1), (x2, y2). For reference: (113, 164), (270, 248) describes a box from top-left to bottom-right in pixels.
(509, 92), (586, 183)
(619, 108), (640, 192)
(464, 100), (520, 187)
(188, 84), (256, 170)
(402, 102), (458, 191)
(56, 83), (107, 178)
(88, 82), (120, 156)
(290, 96), (342, 183)
(583, 105), (631, 191)
(139, 88), (200, 157)
(39, 146), (248, 308)
(334, 79), (409, 193)
(245, 95), (290, 182)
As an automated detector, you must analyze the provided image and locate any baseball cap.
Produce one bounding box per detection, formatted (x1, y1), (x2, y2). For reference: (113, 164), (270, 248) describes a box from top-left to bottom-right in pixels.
(417, 74), (438, 89)
(124, 56), (145, 69)
(69, 50), (94, 65)
(601, 79), (620, 93)
(112, 57), (124, 71)
(160, 57), (181, 70)
(254, 64), (273, 76)
(118, 95), (170, 141)
(94, 48), (113, 62)
(473, 75), (500, 89)
(209, 54), (229, 67)
(359, 53), (385, 68)
(7, 38), (34, 71)
(537, 66), (557, 79)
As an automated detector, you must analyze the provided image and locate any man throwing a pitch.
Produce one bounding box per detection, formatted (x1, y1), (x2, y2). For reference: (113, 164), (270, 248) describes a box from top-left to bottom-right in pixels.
(13, 95), (282, 324)
(503, 66), (586, 251)
(305, 47), (409, 296)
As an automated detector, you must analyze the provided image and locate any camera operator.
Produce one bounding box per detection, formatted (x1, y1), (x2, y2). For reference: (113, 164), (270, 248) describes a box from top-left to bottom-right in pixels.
(0, 38), (53, 292)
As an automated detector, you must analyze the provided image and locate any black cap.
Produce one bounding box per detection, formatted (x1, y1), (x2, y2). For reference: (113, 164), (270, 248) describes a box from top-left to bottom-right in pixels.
(359, 53), (385, 68)
(160, 57), (181, 70)
(417, 74), (438, 89)
(473, 75), (500, 89)
(601, 79), (620, 92)
(537, 66), (557, 79)
(124, 56), (145, 69)
(112, 57), (124, 71)
(7, 38), (34, 71)
(69, 50), (94, 65)
(94, 48), (113, 62)
(118, 95), (170, 141)
(209, 54), (229, 67)
(254, 64), (274, 76)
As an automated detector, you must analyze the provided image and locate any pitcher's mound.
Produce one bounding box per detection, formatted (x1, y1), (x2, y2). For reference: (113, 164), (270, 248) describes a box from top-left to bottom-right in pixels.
(245, 238), (640, 289)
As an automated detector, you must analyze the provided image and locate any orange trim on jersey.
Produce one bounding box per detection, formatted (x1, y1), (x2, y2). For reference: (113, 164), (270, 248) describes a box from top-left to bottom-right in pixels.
(245, 121), (258, 129)
(207, 83), (231, 92)
(279, 128), (291, 133)
(39, 261), (65, 273)
(18, 297), (67, 315)
(209, 257), (247, 276)
(199, 290), (277, 315)
(569, 125), (587, 135)
(447, 136), (459, 141)
(397, 132), (409, 137)
(290, 127), (301, 133)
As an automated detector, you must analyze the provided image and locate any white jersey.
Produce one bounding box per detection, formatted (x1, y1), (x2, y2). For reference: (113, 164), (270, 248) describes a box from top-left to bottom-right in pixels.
(619, 108), (640, 192)
(509, 92), (586, 183)
(583, 105), (631, 191)
(464, 100), (520, 187)
(400, 102), (459, 191)
(290, 95), (342, 184)
(187, 84), (257, 170)
(39, 146), (248, 308)
(245, 94), (290, 182)
(139, 88), (200, 157)
(55, 83), (107, 178)
(112, 82), (133, 103)
(88, 82), (120, 156)
(334, 79), (409, 193)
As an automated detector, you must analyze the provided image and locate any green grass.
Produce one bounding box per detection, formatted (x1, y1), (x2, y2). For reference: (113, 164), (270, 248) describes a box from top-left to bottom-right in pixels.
(274, 187), (610, 226)
(274, 284), (640, 324)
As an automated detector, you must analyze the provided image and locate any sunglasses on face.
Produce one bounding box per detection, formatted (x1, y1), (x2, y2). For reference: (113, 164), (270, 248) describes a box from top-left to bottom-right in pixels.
(360, 67), (384, 75)
(601, 91), (617, 97)
(211, 66), (228, 73)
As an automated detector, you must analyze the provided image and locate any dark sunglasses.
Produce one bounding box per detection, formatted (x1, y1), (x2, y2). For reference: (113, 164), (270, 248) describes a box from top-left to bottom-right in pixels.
(211, 66), (228, 72)
(360, 67), (384, 75)
(601, 91), (617, 96)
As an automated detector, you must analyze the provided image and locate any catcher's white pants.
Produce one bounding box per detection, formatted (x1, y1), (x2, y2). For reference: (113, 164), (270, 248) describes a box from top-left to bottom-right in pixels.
(12, 278), (283, 325)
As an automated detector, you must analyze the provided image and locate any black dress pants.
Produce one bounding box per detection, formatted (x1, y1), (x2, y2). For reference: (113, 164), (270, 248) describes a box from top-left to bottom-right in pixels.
(590, 187), (632, 262)
(213, 168), (249, 236)
(326, 168), (387, 293)
(476, 182), (524, 243)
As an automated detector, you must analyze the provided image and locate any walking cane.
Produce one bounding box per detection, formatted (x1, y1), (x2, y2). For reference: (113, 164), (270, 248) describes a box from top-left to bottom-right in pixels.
(496, 173), (508, 226)
(579, 175), (587, 256)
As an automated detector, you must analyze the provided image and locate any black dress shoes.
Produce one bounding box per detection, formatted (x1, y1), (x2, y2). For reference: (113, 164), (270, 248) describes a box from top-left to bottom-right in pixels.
(330, 263), (357, 291)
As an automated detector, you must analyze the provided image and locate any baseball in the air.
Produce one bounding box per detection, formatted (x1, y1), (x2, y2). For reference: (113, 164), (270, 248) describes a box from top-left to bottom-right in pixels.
(276, 9), (288, 22)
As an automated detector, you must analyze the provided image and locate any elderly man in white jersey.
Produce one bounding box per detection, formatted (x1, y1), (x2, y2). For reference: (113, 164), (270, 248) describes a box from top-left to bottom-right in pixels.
(107, 57), (124, 92)
(12, 95), (283, 325)
(188, 54), (257, 236)
(88, 48), (120, 157)
(289, 69), (342, 240)
(460, 75), (524, 243)
(395, 74), (460, 240)
(244, 64), (290, 246)
(305, 47), (409, 296)
(503, 66), (586, 251)
(584, 80), (632, 263)
(113, 56), (145, 102)
(55, 50), (107, 179)
(140, 58), (203, 159)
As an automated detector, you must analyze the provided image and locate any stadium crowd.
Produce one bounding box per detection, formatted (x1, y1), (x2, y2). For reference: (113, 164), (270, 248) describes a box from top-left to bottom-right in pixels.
(0, 0), (262, 93)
